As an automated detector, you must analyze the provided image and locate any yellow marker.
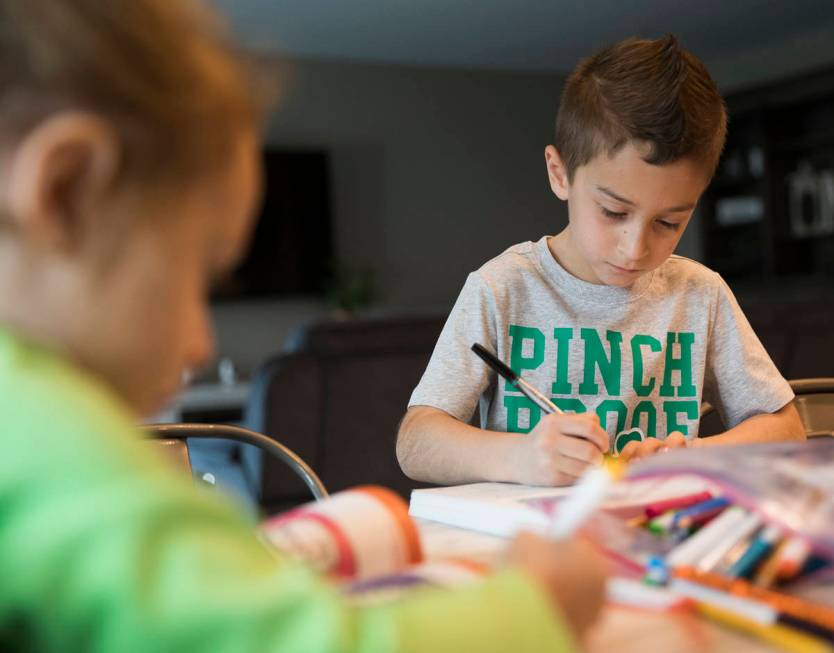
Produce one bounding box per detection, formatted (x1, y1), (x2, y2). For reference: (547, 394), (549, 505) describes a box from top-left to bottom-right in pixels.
(697, 602), (832, 653)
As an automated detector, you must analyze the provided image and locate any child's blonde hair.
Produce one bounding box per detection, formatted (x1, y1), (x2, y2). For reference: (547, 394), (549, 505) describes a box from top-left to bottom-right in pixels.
(0, 0), (265, 183)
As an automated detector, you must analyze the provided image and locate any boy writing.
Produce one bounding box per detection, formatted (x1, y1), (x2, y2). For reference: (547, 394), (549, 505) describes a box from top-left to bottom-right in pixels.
(398, 36), (805, 487)
(0, 1), (605, 651)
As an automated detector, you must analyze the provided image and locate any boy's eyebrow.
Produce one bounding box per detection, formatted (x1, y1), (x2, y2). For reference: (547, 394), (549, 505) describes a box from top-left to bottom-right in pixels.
(596, 186), (695, 213)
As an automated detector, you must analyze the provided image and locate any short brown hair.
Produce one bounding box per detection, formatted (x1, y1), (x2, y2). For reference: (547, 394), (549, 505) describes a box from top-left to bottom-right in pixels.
(554, 35), (727, 181)
(0, 0), (266, 183)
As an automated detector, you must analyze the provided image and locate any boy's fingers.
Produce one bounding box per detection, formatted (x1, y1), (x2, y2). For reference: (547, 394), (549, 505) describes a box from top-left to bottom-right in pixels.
(550, 434), (604, 466)
(544, 414), (609, 452)
(665, 432), (688, 448)
(620, 438), (665, 462)
(619, 440), (641, 461)
(549, 452), (593, 480)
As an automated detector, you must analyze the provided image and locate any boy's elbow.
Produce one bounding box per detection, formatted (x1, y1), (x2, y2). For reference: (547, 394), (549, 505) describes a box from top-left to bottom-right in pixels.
(782, 402), (807, 440)
(395, 409), (419, 479)
(395, 406), (432, 480)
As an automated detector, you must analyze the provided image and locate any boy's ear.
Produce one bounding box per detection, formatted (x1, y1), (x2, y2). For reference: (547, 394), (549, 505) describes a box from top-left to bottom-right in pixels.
(544, 145), (571, 201)
(6, 111), (120, 251)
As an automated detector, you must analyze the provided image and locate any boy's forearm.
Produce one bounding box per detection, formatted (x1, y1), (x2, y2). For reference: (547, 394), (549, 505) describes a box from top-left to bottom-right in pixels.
(396, 406), (525, 484)
(696, 402), (805, 448)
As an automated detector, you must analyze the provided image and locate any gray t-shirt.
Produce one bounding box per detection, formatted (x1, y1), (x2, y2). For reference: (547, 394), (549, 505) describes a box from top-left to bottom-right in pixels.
(409, 236), (793, 454)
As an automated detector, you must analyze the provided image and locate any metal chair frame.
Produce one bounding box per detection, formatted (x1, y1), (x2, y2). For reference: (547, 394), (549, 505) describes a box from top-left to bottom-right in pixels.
(145, 423), (328, 501)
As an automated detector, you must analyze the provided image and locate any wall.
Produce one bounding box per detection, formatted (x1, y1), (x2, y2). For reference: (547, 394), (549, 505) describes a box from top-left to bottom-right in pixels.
(212, 58), (572, 375)
(705, 22), (834, 92)
(208, 43), (823, 378)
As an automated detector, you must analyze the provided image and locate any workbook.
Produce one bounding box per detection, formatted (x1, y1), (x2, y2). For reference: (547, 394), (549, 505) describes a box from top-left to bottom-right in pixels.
(408, 475), (717, 538)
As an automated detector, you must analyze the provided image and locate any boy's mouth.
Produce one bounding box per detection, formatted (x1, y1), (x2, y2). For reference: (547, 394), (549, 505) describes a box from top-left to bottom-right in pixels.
(608, 263), (642, 275)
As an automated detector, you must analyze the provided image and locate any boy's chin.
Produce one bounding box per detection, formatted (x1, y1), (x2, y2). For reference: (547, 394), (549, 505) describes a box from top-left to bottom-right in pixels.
(598, 263), (650, 288)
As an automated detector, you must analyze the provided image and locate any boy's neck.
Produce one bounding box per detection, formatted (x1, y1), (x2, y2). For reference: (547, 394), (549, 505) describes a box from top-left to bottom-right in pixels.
(547, 228), (604, 285)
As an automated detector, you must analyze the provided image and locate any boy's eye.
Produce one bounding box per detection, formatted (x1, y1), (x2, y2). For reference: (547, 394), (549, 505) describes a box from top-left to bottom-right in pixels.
(657, 220), (681, 231)
(601, 207), (627, 219)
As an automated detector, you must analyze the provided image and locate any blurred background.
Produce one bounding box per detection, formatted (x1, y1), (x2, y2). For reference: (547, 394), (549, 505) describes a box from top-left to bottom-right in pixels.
(167, 1), (834, 509)
(204, 0), (834, 374)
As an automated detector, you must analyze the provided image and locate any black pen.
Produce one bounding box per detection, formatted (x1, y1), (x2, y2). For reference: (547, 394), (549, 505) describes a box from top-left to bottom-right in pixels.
(471, 343), (564, 415)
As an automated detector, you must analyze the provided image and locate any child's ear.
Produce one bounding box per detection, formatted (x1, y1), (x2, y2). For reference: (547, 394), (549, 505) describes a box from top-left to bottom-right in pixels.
(6, 111), (120, 251)
(544, 145), (570, 201)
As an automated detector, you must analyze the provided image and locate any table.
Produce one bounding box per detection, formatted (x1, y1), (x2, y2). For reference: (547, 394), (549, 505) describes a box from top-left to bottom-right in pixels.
(416, 519), (783, 653)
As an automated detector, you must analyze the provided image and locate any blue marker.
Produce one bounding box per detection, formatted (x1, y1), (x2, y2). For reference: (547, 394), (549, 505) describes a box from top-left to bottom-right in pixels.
(671, 497), (731, 530)
(727, 524), (782, 578)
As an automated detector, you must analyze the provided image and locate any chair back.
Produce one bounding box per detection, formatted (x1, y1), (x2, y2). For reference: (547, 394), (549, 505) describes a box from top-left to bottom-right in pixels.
(700, 377), (834, 438)
(154, 438), (191, 470)
(790, 378), (834, 438)
(245, 315), (444, 507)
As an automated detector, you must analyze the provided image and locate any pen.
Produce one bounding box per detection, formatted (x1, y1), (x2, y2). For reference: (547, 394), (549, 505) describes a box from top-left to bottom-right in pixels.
(470, 341), (615, 533)
(471, 343), (563, 415)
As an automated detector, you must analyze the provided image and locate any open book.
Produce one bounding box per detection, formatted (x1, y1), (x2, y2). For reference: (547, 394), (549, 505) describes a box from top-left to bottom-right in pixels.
(408, 475), (717, 538)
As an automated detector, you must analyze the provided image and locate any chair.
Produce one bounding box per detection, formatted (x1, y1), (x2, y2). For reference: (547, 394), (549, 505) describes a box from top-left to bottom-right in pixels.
(699, 377), (834, 438)
(788, 378), (834, 438)
(145, 423), (328, 503)
(244, 315), (445, 510)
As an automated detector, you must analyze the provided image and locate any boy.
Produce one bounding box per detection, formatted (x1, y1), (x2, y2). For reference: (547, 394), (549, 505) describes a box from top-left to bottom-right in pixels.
(397, 36), (805, 487)
(0, 1), (605, 651)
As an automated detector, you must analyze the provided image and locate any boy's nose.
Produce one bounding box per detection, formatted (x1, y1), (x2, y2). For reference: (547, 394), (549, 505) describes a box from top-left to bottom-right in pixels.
(617, 225), (649, 262)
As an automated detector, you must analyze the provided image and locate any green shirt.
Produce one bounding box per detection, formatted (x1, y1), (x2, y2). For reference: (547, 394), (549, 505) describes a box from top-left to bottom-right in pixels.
(0, 329), (575, 653)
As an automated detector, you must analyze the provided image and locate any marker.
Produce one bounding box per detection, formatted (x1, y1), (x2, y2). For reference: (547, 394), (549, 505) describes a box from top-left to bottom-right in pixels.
(675, 566), (834, 633)
(753, 539), (789, 588)
(471, 343), (564, 415)
(675, 570), (834, 644)
(670, 496), (730, 530)
(671, 578), (834, 647)
(647, 510), (678, 536)
(696, 510), (762, 573)
(673, 504), (729, 533)
(728, 524), (782, 579)
(644, 491), (713, 519)
(665, 505), (749, 569)
(548, 458), (626, 539)
(696, 601), (831, 653)
(777, 536), (812, 581)
(606, 577), (689, 611)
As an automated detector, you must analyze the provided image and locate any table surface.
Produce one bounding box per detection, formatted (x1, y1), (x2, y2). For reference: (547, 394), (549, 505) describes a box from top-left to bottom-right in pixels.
(416, 519), (782, 653)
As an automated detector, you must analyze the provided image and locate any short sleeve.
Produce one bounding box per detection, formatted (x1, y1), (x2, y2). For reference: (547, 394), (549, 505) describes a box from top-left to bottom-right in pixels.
(408, 272), (498, 421)
(703, 275), (794, 427)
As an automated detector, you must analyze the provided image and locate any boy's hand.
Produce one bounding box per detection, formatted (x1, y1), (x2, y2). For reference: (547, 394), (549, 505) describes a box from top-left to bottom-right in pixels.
(508, 532), (607, 639)
(512, 413), (609, 486)
(619, 431), (688, 462)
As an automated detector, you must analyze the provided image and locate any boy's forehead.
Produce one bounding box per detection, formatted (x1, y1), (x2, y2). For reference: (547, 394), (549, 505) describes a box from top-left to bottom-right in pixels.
(578, 142), (709, 205)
